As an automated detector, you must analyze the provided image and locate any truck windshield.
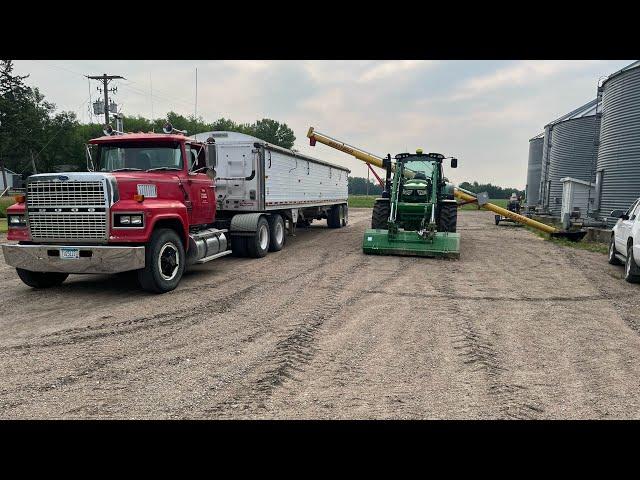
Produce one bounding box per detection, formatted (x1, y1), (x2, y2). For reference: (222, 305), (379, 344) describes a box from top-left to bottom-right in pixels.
(97, 142), (183, 172)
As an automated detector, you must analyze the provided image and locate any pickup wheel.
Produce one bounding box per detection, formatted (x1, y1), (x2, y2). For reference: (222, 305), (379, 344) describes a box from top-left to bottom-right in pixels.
(624, 243), (640, 283)
(246, 216), (270, 258)
(608, 235), (622, 265)
(138, 228), (185, 293)
(268, 214), (286, 252)
(16, 269), (68, 288)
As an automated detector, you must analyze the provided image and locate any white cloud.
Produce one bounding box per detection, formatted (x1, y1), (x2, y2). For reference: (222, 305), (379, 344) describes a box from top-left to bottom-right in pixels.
(449, 60), (601, 100)
(358, 60), (436, 83)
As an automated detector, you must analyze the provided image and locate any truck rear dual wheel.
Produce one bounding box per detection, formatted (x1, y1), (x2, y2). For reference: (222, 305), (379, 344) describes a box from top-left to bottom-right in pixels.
(268, 214), (285, 252)
(138, 228), (185, 293)
(16, 269), (68, 288)
(231, 216), (271, 258)
(371, 198), (390, 229)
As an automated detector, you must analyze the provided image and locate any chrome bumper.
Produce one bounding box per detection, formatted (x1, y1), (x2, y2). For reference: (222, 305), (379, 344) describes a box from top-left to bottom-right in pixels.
(1, 243), (145, 274)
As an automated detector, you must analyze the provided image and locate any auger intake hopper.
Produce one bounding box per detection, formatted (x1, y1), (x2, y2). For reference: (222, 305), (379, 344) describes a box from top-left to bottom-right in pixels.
(362, 229), (460, 258)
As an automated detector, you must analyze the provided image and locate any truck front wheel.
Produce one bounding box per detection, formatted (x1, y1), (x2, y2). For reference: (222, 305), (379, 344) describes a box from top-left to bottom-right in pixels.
(247, 216), (270, 258)
(138, 228), (185, 293)
(16, 269), (68, 288)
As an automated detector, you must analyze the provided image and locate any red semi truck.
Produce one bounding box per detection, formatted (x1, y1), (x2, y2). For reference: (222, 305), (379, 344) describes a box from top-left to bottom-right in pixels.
(1, 124), (350, 293)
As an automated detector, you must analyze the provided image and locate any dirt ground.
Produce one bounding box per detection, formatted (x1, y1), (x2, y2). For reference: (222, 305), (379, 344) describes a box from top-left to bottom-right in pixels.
(1, 208), (640, 419)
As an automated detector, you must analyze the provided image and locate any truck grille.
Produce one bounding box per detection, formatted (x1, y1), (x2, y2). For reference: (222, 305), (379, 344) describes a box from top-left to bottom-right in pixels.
(28, 212), (108, 240)
(27, 179), (109, 241)
(27, 181), (106, 208)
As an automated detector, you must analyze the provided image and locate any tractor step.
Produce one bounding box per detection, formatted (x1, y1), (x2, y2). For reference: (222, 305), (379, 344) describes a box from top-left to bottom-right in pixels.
(362, 229), (460, 258)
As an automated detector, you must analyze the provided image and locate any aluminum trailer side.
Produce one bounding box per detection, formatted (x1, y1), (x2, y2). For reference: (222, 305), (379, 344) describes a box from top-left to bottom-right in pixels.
(191, 131), (350, 233)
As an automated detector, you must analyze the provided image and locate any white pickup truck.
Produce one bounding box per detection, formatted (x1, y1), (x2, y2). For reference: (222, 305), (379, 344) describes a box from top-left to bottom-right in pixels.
(608, 197), (640, 283)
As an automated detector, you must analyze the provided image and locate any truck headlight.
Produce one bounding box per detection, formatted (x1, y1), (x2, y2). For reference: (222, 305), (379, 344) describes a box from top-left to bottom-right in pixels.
(114, 213), (144, 228)
(8, 214), (26, 227)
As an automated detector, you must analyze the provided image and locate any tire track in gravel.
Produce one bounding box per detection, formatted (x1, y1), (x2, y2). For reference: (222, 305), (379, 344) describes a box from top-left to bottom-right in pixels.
(436, 271), (546, 419)
(196, 254), (405, 418)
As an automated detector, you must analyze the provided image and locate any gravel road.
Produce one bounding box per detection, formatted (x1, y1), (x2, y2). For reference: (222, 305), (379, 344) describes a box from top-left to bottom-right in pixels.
(2, 208), (640, 419)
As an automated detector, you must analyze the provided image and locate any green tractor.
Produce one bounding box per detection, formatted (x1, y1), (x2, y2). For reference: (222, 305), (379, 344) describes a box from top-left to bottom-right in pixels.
(363, 150), (460, 258)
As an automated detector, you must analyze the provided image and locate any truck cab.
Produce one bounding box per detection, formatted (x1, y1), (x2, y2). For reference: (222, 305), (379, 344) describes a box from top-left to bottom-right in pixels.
(2, 125), (229, 293)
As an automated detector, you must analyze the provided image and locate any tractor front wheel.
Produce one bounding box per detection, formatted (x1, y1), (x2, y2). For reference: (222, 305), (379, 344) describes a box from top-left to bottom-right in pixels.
(371, 198), (390, 229)
(438, 203), (457, 233)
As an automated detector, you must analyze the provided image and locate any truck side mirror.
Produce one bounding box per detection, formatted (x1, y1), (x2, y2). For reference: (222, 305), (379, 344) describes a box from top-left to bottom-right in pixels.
(451, 158), (458, 168)
(206, 142), (217, 168)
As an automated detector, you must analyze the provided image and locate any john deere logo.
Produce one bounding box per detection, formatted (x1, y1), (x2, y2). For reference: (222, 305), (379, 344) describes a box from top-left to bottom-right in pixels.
(58, 175), (69, 181)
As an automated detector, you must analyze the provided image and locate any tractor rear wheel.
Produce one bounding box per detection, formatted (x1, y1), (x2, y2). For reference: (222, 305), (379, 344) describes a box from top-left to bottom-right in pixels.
(371, 198), (390, 229)
(438, 203), (457, 233)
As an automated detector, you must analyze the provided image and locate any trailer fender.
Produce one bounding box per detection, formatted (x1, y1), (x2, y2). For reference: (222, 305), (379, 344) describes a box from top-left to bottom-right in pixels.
(230, 213), (265, 235)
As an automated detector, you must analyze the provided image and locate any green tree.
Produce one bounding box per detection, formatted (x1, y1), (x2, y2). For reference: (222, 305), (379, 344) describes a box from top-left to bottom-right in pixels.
(348, 176), (382, 195)
(247, 118), (295, 149)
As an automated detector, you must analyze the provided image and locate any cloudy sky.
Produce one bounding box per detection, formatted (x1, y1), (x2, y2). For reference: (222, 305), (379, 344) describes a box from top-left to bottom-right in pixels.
(13, 60), (633, 188)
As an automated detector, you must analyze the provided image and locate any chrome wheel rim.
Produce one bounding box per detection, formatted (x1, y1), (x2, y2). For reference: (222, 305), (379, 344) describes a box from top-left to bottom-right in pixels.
(259, 224), (269, 250)
(626, 251), (632, 277)
(610, 241), (615, 260)
(158, 242), (179, 281)
(275, 221), (284, 245)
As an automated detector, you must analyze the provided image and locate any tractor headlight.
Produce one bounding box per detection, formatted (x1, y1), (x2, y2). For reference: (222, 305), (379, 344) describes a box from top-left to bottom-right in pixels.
(416, 190), (427, 196)
(113, 213), (144, 228)
(8, 214), (26, 227)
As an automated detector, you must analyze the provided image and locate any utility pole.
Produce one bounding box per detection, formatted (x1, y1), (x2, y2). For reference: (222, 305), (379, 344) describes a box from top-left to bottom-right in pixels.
(86, 74), (124, 126)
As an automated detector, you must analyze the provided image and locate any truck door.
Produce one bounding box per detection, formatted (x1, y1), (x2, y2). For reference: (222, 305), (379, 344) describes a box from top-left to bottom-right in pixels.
(185, 143), (215, 225)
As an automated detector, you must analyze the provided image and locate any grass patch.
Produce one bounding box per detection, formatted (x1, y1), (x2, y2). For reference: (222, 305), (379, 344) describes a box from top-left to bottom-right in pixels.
(0, 196), (16, 218)
(0, 218), (6, 233)
(523, 225), (608, 255)
(349, 195), (378, 208)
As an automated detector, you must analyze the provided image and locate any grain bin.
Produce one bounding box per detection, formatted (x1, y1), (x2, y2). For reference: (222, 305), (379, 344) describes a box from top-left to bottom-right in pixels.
(525, 133), (543, 207)
(595, 61), (640, 225)
(540, 99), (600, 216)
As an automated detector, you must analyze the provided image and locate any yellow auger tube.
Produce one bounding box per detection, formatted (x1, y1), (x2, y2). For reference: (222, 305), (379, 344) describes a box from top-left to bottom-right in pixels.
(453, 188), (558, 234)
(307, 127), (390, 170)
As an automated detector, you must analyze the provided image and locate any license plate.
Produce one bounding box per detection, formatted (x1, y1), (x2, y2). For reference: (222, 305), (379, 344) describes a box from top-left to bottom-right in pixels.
(60, 248), (80, 260)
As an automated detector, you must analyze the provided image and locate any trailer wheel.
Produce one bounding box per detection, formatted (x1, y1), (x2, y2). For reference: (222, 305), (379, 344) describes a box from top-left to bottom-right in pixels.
(327, 204), (342, 228)
(624, 243), (640, 283)
(371, 198), (390, 229)
(495, 215), (501, 226)
(138, 228), (185, 293)
(608, 235), (622, 265)
(341, 204), (348, 227)
(268, 214), (286, 252)
(438, 203), (457, 233)
(16, 269), (68, 289)
(247, 216), (270, 258)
